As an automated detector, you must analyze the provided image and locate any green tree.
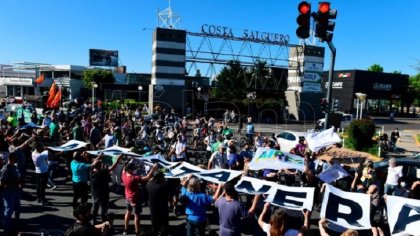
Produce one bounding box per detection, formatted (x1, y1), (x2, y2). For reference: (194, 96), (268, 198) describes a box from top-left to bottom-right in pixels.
(83, 69), (114, 88)
(213, 60), (247, 101)
(346, 119), (376, 151)
(409, 73), (420, 106)
(367, 64), (384, 72)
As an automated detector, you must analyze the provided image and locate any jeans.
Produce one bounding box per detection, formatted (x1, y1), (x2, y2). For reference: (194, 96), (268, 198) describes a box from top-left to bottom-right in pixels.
(186, 219), (206, 236)
(92, 190), (109, 222)
(48, 163), (58, 187)
(2, 188), (21, 233)
(384, 184), (397, 195)
(35, 172), (48, 202)
(73, 182), (89, 209)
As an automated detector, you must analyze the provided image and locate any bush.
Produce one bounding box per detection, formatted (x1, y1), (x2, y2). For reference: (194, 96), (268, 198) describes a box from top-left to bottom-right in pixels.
(345, 119), (376, 151)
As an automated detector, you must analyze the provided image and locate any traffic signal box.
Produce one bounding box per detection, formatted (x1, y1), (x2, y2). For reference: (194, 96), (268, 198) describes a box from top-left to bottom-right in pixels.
(315, 2), (337, 42)
(296, 1), (311, 39)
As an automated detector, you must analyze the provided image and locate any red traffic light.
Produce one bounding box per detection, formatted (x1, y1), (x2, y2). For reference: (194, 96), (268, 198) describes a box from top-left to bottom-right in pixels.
(298, 1), (311, 14)
(318, 2), (330, 14)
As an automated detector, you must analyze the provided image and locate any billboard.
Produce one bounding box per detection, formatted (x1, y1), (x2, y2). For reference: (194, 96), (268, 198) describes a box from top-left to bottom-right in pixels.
(89, 49), (119, 67)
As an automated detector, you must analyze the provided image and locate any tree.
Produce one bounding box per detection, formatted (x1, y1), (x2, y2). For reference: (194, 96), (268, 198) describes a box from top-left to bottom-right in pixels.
(83, 69), (114, 88)
(367, 64), (384, 72)
(213, 60), (247, 101)
(409, 73), (420, 106)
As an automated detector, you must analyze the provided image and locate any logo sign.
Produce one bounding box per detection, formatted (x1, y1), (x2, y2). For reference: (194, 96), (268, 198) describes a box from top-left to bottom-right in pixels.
(373, 83), (392, 91)
(325, 81), (343, 89)
(201, 24), (290, 45)
(302, 72), (322, 82)
(303, 62), (324, 72)
(303, 82), (321, 92)
(338, 73), (351, 78)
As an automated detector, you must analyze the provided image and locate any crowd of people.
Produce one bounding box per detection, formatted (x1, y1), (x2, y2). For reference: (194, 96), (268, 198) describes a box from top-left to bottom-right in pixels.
(0, 102), (419, 236)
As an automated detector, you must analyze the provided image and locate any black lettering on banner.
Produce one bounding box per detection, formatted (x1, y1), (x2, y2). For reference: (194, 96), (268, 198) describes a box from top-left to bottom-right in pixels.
(172, 166), (201, 177)
(393, 204), (420, 234)
(326, 192), (363, 227)
(199, 171), (230, 182)
(201, 24), (208, 33)
(272, 189), (306, 209)
(235, 180), (272, 194)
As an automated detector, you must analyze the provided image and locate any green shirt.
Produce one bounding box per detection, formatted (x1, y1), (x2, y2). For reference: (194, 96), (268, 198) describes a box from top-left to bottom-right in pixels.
(49, 122), (59, 138)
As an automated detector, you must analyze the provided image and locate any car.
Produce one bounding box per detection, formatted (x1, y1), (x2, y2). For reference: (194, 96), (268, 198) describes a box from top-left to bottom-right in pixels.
(317, 112), (353, 129)
(275, 131), (307, 153)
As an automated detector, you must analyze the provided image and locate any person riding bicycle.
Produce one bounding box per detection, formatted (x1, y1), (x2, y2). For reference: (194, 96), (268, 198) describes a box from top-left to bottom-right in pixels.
(390, 128), (400, 152)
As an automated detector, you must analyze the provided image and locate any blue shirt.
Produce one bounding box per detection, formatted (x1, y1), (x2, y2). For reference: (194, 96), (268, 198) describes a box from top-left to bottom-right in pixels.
(71, 160), (91, 183)
(181, 187), (213, 222)
(246, 123), (254, 135)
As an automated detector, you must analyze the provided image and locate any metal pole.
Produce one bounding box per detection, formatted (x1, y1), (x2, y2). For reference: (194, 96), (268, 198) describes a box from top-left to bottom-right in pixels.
(324, 42), (336, 130)
(92, 87), (95, 108)
(356, 98), (359, 120)
(360, 100), (364, 119)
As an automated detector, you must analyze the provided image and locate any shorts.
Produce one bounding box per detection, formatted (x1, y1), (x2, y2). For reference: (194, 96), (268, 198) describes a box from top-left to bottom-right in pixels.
(126, 199), (142, 215)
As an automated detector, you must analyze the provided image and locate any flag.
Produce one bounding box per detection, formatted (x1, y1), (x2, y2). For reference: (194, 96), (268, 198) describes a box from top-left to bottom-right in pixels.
(318, 162), (349, 183)
(50, 88), (61, 108)
(35, 73), (45, 84)
(306, 127), (342, 152)
(46, 82), (57, 107)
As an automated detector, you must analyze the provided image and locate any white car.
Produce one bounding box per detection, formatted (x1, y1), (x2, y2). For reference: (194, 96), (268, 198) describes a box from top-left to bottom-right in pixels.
(275, 131), (307, 153)
(317, 113), (353, 129)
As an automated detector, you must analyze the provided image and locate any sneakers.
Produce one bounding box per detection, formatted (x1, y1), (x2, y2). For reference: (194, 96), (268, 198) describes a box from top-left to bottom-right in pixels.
(123, 230), (128, 235)
(51, 185), (57, 190)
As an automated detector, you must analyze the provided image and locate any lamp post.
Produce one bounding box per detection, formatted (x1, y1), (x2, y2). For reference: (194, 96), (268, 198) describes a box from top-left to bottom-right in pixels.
(138, 85), (143, 102)
(91, 82), (98, 108)
(197, 87), (210, 116)
(355, 92), (367, 119)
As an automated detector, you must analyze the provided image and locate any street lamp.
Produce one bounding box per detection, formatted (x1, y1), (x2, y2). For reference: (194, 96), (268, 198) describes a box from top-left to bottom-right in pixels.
(355, 92), (367, 119)
(197, 87), (210, 116)
(138, 85), (143, 102)
(91, 82), (98, 108)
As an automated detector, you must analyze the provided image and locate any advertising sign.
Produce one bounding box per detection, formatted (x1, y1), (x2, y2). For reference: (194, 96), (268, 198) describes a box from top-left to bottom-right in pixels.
(89, 49), (119, 67)
(303, 82), (322, 92)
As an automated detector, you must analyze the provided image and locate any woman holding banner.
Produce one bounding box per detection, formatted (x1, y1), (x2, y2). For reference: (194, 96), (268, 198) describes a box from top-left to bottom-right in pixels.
(180, 174), (222, 236)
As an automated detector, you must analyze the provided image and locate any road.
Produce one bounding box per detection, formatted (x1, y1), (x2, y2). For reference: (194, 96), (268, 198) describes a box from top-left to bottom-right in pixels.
(13, 118), (420, 235)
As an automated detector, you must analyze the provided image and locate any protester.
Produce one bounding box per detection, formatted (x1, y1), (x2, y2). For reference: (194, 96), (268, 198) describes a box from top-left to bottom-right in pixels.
(180, 174), (222, 236)
(146, 171), (169, 236)
(215, 182), (244, 236)
(31, 143), (50, 206)
(121, 162), (158, 235)
(66, 203), (111, 236)
(384, 158), (403, 195)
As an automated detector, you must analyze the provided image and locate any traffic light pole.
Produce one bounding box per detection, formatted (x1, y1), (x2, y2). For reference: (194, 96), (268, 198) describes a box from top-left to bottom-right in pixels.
(324, 41), (336, 130)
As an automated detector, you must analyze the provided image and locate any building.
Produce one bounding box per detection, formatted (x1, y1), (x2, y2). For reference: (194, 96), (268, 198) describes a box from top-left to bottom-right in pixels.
(321, 70), (409, 116)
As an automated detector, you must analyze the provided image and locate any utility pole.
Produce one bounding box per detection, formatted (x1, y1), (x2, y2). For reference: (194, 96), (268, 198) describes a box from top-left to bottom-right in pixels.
(324, 42), (336, 129)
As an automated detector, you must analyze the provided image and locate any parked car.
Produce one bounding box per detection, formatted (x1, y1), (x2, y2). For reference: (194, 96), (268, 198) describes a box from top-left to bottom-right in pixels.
(317, 112), (353, 129)
(275, 131), (307, 153)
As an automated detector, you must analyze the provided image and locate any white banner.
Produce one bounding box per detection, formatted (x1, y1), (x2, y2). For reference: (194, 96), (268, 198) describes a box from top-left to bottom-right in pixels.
(318, 163), (349, 184)
(248, 147), (305, 171)
(265, 184), (314, 211)
(306, 128), (342, 152)
(235, 176), (314, 211)
(133, 154), (177, 168)
(194, 169), (243, 184)
(165, 162), (205, 179)
(321, 184), (371, 230)
(47, 140), (89, 152)
(235, 176), (276, 195)
(87, 145), (131, 156)
(386, 195), (420, 236)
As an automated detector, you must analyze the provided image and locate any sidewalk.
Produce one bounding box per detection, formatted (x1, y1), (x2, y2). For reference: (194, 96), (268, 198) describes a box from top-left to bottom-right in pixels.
(398, 130), (420, 155)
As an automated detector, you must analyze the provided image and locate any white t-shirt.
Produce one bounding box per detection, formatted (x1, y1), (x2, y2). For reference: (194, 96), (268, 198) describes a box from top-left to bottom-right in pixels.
(262, 223), (300, 236)
(32, 150), (49, 174)
(175, 142), (186, 159)
(386, 166), (403, 185)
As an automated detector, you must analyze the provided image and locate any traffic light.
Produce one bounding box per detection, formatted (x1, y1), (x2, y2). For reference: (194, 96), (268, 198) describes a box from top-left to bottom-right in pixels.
(315, 2), (337, 42)
(320, 98), (328, 113)
(296, 1), (311, 39)
(333, 99), (340, 112)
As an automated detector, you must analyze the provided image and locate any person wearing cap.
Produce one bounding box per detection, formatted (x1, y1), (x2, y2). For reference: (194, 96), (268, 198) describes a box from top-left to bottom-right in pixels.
(208, 144), (228, 170)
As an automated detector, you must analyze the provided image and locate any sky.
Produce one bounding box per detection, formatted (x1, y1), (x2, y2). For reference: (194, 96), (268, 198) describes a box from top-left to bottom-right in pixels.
(1, 0), (419, 76)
